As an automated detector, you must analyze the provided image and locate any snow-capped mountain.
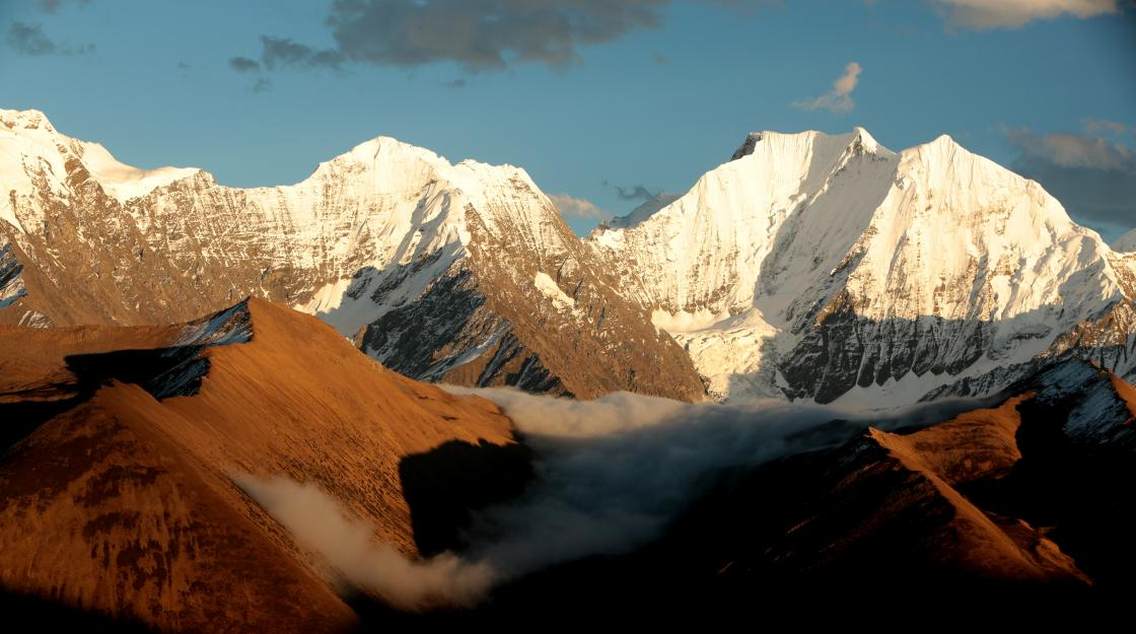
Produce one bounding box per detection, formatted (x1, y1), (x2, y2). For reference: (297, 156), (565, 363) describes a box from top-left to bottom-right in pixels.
(0, 109), (704, 401)
(589, 128), (1136, 405)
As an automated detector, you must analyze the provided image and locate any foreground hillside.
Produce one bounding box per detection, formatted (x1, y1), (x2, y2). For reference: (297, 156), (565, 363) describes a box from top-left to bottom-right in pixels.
(0, 298), (527, 631)
(2, 297), (1133, 628)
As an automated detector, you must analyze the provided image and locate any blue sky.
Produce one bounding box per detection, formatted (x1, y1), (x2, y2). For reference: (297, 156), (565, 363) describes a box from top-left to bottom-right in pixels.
(2, 0), (1134, 238)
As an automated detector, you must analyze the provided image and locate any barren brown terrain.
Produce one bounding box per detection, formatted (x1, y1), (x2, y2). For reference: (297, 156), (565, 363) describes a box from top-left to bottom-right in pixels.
(0, 298), (524, 631)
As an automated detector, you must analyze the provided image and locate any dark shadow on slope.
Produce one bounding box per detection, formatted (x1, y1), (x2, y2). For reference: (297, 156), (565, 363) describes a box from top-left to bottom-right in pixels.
(65, 346), (212, 400)
(961, 379), (1136, 596)
(0, 394), (85, 453)
(0, 587), (154, 633)
(2, 300), (254, 451)
(398, 439), (534, 557)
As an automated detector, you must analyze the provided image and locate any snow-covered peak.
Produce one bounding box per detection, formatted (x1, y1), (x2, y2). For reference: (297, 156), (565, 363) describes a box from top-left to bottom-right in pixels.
(590, 127), (1136, 404)
(731, 127), (890, 162)
(1, 108), (200, 222)
(0, 109), (56, 133)
(590, 127), (899, 317)
(76, 141), (199, 204)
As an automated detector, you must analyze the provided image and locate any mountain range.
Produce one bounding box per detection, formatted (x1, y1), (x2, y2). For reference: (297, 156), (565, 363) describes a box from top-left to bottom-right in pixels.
(3, 108), (1136, 408)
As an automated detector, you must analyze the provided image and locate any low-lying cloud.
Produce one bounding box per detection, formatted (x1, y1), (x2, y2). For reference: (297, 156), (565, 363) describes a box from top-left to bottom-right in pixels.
(234, 474), (496, 610)
(236, 389), (987, 611)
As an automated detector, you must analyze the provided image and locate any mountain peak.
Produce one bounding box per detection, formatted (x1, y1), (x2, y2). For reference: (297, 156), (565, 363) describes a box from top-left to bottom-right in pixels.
(731, 127), (886, 162)
(848, 126), (883, 155)
(0, 108), (56, 134)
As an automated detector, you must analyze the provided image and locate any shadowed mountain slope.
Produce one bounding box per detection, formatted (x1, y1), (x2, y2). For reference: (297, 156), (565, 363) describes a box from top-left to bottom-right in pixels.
(0, 298), (523, 632)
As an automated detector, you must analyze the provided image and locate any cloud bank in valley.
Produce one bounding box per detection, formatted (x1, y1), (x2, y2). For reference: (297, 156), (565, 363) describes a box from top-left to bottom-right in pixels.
(238, 388), (987, 610)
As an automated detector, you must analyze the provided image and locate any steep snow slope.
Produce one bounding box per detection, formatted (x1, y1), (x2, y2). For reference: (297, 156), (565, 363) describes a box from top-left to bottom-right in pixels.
(590, 129), (1136, 405)
(0, 109), (704, 401)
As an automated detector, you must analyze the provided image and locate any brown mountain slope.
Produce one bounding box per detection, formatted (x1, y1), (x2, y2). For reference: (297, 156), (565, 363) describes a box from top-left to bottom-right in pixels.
(0, 298), (523, 631)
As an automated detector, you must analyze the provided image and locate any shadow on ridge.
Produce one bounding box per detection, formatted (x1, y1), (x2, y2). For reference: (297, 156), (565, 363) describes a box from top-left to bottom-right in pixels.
(397, 439), (534, 558)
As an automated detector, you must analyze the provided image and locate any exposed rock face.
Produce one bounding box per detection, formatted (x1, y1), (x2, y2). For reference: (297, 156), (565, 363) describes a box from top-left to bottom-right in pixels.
(0, 240), (27, 309)
(0, 109), (704, 401)
(590, 127), (1136, 405)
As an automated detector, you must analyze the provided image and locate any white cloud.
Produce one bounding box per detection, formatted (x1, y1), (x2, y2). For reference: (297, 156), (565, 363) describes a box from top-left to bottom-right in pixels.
(234, 474), (496, 611)
(792, 61), (862, 114)
(932, 0), (1120, 30)
(549, 193), (606, 220)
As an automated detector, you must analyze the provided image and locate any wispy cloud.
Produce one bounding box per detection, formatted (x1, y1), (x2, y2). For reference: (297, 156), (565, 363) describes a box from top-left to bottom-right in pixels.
(550, 193), (606, 220)
(1083, 118), (1130, 137)
(931, 0), (1120, 30)
(230, 1), (779, 76)
(258, 35), (345, 70)
(228, 56), (261, 73)
(6, 21), (93, 56)
(35, 0), (91, 13)
(1007, 123), (1136, 237)
(792, 61), (862, 114)
(606, 182), (658, 201)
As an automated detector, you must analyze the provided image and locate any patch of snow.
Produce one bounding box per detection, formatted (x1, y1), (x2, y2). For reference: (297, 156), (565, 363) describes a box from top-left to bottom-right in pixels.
(77, 141), (198, 203)
(534, 271), (577, 313)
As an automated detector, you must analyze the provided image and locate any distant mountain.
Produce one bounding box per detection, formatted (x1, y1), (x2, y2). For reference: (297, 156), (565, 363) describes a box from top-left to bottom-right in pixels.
(1113, 228), (1136, 253)
(589, 128), (1136, 404)
(606, 192), (680, 229)
(0, 109), (704, 401)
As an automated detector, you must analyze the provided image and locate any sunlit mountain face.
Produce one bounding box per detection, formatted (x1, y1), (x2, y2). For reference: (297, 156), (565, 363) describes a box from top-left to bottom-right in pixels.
(2, 0), (1135, 629)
